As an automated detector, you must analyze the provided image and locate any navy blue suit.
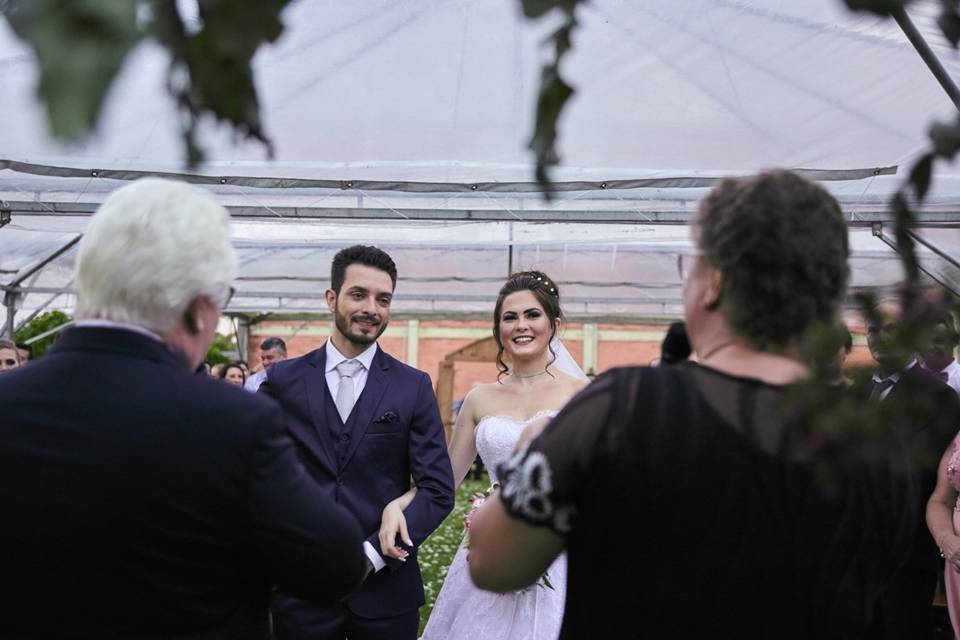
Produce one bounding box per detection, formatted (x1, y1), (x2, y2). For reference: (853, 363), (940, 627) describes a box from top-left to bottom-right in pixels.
(0, 327), (367, 639)
(261, 344), (455, 638)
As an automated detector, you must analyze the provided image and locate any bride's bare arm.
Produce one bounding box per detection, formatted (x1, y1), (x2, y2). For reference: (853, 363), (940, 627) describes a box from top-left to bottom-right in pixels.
(379, 389), (483, 557)
(447, 389), (483, 488)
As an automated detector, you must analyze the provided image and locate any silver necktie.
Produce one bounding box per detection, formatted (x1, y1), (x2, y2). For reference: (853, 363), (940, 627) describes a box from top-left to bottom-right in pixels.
(335, 359), (363, 422)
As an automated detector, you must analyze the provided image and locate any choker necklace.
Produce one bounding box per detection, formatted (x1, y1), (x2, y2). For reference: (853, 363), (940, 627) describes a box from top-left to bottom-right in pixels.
(512, 369), (548, 379)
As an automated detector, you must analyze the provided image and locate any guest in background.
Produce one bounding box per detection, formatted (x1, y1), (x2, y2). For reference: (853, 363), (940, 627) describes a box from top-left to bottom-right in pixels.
(920, 310), (960, 397)
(0, 340), (22, 372)
(15, 342), (31, 364)
(468, 170), (918, 639)
(847, 298), (959, 638)
(219, 362), (247, 387)
(244, 337), (287, 392)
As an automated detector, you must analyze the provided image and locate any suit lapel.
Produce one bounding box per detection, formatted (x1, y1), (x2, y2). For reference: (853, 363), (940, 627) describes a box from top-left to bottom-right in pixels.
(296, 347), (339, 474)
(340, 348), (391, 470)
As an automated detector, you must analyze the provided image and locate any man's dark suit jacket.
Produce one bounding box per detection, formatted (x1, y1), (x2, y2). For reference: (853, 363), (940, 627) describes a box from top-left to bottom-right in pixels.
(869, 362), (960, 639)
(261, 344), (454, 624)
(0, 327), (366, 639)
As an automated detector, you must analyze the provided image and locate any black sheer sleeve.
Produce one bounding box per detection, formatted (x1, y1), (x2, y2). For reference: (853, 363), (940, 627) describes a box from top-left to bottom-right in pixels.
(497, 370), (626, 535)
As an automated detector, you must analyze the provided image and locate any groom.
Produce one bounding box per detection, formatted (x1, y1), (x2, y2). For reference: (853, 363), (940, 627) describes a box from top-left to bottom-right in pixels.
(262, 245), (455, 640)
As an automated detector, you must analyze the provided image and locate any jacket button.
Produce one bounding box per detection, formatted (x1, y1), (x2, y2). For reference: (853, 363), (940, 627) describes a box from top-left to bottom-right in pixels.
(340, 434), (350, 442)
(336, 477), (344, 486)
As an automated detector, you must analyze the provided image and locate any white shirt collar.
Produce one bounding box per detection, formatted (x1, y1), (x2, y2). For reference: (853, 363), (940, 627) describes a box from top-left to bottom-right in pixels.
(325, 339), (378, 374)
(73, 319), (164, 343)
(872, 358), (918, 385)
(942, 360), (960, 379)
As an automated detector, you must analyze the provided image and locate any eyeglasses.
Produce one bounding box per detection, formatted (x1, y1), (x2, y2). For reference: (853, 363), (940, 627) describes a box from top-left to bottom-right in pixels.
(676, 252), (703, 283)
(222, 286), (235, 309)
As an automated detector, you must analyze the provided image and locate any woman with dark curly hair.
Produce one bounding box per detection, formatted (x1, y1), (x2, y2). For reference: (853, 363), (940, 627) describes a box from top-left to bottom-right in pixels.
(467, 170), (916, 639)
(379, 270), (588, 639)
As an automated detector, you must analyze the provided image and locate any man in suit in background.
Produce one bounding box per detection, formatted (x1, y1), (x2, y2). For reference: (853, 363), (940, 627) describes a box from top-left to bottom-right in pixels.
(920, 310), (960, 397)
(866, 298), (960, 640)
(263, 245), (455, 640)
(245, 336), (287, 392)
(0, 178), (366, 639)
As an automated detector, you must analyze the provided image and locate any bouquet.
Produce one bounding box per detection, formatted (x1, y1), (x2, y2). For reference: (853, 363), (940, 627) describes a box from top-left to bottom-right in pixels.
(463, 483), (553, 592)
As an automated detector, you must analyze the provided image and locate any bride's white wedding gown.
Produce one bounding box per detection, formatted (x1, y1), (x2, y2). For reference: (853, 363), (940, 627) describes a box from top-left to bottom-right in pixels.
(421, 411), (566, 640)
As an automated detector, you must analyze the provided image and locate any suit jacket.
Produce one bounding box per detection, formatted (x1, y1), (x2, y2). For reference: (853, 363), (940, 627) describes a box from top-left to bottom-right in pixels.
(881, 362), (960, 572)
(261, 343), (455, 620)
(0, 327), (366, 639)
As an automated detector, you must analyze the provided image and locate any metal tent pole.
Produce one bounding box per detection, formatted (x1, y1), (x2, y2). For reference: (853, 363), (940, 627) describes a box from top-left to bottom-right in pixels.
(893, 7), (960, 114)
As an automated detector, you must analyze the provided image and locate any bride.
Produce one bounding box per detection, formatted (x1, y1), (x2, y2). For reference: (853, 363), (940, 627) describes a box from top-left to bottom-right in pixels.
(379, 270), (588, 640)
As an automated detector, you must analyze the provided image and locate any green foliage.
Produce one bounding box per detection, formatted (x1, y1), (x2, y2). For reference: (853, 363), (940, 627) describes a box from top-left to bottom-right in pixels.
(1, 0), (289, 166)
(417, 477), (485, 635)
(3, 0), (140, 140)
(522, 0), (580, 197)
(14, 310), (71, 358)
(205, 332), (238, 365)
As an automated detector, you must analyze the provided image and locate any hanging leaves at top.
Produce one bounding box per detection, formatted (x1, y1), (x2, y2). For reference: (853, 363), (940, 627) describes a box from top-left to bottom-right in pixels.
(1, 0), (290, 167)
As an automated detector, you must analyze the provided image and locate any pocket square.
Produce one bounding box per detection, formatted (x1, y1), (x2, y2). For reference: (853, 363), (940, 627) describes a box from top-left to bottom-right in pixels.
(374, 410), (399, 424)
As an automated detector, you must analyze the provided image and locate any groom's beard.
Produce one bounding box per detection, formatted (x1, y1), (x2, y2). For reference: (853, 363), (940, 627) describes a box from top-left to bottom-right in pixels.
(335, 309), (388, 348)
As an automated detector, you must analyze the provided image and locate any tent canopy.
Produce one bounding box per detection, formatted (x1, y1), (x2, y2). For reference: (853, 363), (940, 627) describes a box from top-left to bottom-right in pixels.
(2, 0), (960, 326)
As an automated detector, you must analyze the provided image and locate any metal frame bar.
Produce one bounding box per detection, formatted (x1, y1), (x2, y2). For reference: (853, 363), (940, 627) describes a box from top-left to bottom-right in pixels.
(893, 7), (960, 114)
(905, 229), (960, 271)
(7, 201), (960, 225)
(1, 234), (82, 290)
(873, 224), (960, 296)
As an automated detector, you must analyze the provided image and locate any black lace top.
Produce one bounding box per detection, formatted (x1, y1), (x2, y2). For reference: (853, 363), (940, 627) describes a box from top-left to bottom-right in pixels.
(498, 362), (918, 639)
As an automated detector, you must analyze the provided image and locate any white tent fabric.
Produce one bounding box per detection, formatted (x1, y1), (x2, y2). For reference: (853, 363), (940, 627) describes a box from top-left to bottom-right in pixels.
(1, 0), (959, 326)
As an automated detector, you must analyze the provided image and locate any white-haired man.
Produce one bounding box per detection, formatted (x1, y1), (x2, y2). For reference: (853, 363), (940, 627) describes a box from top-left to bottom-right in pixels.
(0, 178), (366, 639)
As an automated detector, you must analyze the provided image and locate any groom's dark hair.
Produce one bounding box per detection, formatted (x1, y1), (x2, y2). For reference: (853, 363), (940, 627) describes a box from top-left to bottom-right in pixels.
(331, 245), (398, 293)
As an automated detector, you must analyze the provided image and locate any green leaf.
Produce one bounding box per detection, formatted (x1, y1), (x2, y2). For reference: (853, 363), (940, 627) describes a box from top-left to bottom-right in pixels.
(148, 0), (290, 166)
(930, 117), (960, 159)
(14, 310), (71, 358)
(908, 153), (934, 200)
(2, 0), (141, 140)
(520, 0), (579, 19)
(938, 7), (960, 48)
(528, 65), (574, 195)
(841, 0), (910, 16)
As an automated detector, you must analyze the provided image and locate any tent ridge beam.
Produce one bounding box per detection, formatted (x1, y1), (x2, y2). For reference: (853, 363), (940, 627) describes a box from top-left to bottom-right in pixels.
(0, 159), (897, 194)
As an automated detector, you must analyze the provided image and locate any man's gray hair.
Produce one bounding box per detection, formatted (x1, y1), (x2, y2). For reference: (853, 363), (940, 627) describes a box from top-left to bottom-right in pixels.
(74, 178), (237, 333)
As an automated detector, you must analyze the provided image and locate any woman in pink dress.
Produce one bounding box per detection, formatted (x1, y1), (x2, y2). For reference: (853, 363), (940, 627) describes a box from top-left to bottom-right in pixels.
(929, 434), (960, 636)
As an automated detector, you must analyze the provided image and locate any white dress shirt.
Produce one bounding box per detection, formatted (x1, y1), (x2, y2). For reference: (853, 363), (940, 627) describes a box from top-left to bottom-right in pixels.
(324, 340), (386, 572)
(939, 359), (960, 397)
(324, 339), (378, 408)
(871, 359), (918, 401)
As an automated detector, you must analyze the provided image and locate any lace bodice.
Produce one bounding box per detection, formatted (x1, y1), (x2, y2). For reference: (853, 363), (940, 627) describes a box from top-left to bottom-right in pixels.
(475, 410), (557, 485)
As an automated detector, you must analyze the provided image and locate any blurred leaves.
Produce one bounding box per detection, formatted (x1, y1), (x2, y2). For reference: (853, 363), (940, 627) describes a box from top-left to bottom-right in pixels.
(149, 0), (290, 166)
(15, 310), (70, 359)
(523, 1), (581, 198)
(205, 332), (238, 365)
(2, 0), (140, 140)
(1, 0), (289, 167)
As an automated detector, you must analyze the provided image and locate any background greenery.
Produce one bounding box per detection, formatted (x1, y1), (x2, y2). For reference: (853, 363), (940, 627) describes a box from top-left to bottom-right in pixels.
(417, 477), (486, 635)
(14, 310), (70, 358)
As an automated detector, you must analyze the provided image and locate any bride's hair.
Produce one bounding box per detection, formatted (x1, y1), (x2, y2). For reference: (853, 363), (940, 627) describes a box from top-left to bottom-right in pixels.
(492, 271), (563, 382)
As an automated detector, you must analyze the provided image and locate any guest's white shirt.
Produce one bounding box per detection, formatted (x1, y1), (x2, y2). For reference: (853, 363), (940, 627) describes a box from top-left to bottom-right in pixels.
(324, 339), (385, 573)
(939, 360), (960, 397)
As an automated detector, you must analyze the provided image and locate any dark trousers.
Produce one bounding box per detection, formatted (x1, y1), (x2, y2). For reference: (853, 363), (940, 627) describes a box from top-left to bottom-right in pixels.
(272, 599), (419, 640)
(868, 566), (937, 640)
